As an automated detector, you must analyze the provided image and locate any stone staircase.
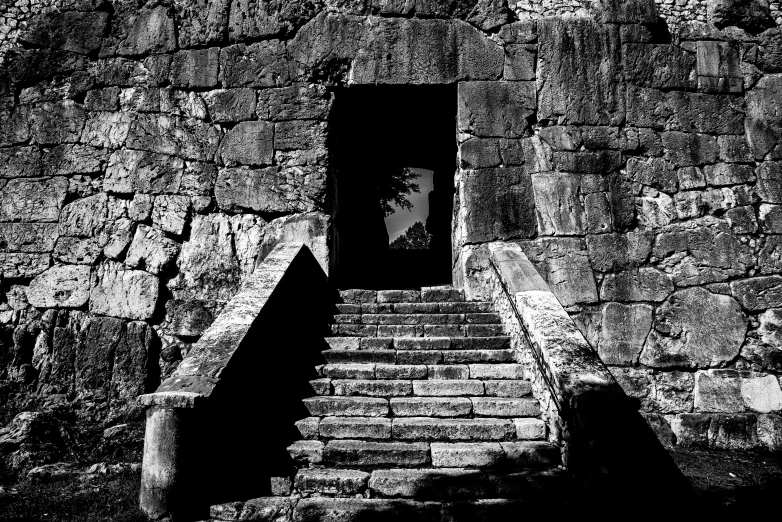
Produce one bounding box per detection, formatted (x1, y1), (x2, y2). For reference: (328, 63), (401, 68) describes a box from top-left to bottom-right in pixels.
(207, 287), (573, 521)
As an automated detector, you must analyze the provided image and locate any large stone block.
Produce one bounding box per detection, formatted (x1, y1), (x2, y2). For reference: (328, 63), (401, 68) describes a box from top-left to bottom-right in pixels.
(203, 89), (257, 122)
(218, 122), (274, 167)
(708, 0), (774, 32)
(219, 41), (290, 88)
(600, 268), (673, 302)
(174, 0), (230, 48)
(640, 287), (746, 368)
(0, 109), (31, 147)
(125, 225), (180, 276)
(228, 0), (321, 41)
(518, 237), (599, 306)
(756, 162), (782, 203)
(103, 5), (177, 57)
(531, 173), (586, 236)
(258, 83), (332, 121)
(216, 166), (325, 214)
(598, 302), (653, 365)
(590, 0), (657, 22)
(21, 11), (109, 55)
(0, 254), (51, 279)
(90, 261), (160, 320)
(31, 101), (86, 145)
(586, 231), (652, 272)
(165, 299), (214, 337)
(80, 112), (134, 149)
(661, 132), (718, 167)
(0, 224), (58, 253)
(731, 276), (782, 310)
(627, 157), (678, 193)
(169, 48), (220, 89)
(27, 265), (91, 309)
(0, 147), (41, 178)
(257, 212), (331, 275)
(458, 168), (536, 243)
(0, 178), (68, 222)
(537, 19), (623, 126)
(623, 44), (696, 90)
(627, 86), (744, 134)
(695, 370), (782, 414)
(127, 114), (221, 162)
(457, 82), (535, 138)
(746, 75), (782, 160)
(696, 40), (742, 93)
(152, 195), (190, 236)
(104, 150), (184, 194)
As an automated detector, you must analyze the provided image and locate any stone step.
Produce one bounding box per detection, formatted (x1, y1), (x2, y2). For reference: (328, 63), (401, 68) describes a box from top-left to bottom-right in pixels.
(323, 440), (430, 467)
(392, 418), (516, 441)
(210, 494), (576, 522)
(303, 396), (389, 417)
(318, 369), (532, 393)
(430, 441), (560, 468)
(339, 288), (468, 305)
(326, 336), (511, 350)
(319, 417), (392, 439)
(333, 313), (501, 325)
(335, 302), (495, 315)
(322, 350), (521, 367)
(329, 324), (506, 338)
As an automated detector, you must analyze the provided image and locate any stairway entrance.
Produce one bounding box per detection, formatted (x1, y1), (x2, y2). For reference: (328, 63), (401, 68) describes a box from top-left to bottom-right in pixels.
(331, 85), (457, 290)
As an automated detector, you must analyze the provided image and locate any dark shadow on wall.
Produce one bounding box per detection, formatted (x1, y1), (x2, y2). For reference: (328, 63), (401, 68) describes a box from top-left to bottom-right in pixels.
(175, 249), (336, 520)
(330, 84), (457, 290)
(568, 392), (699, 521)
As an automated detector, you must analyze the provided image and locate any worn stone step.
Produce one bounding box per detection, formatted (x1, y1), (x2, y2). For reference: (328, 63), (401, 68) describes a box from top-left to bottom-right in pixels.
(287, 440), (324, 466)
(412, 380), (485, 396)
(376, 364), (429, 379)
(332, 379), (413, 397)
(325, 337), (393, 350)
(450, 337), (510, 350)
(294, 468), (370, 496)
(330, 324), (379, 337)
(360, 314), (469, 326)
(421, 286), (465, 302)
(303, 396), (389, 417)
(319, 417), (392, 439)
(430, 441), (560, 468)
(395, 337), (451, 350)
(322, 364), (377, 379)
(324, 349), (396, 364)
(390, 397), (473, 417)
(442, 350), (516, 364)
(369, 468), (488, 499)
(392, 418), (516, 441)
(323, 440), (431, 467)
(471, 397), (540, 417)
(469, 364), (525, 380)
(428, 365), (469, 380)
(484, 380), (532, 397)
(293, 497), (441, 522)
(339, 289), (379, 304)
(331, 325), (506, 338)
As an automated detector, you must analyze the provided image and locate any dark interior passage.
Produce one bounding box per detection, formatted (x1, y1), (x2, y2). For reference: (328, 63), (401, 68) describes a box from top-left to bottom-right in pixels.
(331, 85), (457, 289)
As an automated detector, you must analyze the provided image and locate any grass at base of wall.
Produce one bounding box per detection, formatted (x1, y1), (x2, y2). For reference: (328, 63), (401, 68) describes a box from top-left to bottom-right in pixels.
(0, 471), (146, 522)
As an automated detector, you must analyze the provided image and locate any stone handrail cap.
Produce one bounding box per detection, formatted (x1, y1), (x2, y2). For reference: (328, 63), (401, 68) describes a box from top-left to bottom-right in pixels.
(138, 391), (206, 409)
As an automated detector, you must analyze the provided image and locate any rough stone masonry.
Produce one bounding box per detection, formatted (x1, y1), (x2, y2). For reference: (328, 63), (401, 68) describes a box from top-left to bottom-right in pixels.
(0, 0), (780, 469)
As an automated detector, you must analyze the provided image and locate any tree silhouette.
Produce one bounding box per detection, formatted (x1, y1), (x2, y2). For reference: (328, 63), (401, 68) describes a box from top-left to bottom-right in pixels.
(389, 221), (432, 250)
(377, 167), (421, 217)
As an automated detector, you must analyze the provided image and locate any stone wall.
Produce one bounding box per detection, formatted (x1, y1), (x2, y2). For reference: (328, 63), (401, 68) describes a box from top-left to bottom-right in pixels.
(0, 0), (780, 454)
(452, 1), (782, 450)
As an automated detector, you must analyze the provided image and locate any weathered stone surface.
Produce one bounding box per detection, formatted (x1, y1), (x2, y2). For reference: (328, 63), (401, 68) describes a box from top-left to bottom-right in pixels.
(126, 114), (220, 162)
(165, 300), (214, 337)
(170, 213), (241, 301)
(704, 163), (755, 186)
(0, 224), (58, 253)
(174, 0), (230, 48)
(459, 168), (535, 243)
(600, 268), (673, 303)
(627, 158), (678, 193)
(457, 82), (535, 138)
(125, 225), (180, 276)
(43, 145), (108, 177)
(0, 147), (41, 178)
(586, 232), (652, 272)
(623, 44), (696, 90)
(21, 11), (109, 55)
(599, 302), (653, 365)
(57, 193), (136, 261)
(746, 75), (782, 160)
(519, 238), (599, 307)
(31, 102), (86, 146)
(661, 132), (719, 167)
(696, 40), (742, 93)
(459, 139), (501, 170)
(756, 162), (782, 203)
(169, 48), (220, 88)
(0, 178), (68, 223)
(695, 370), (782, 413)
(216, 166), (324, 214)
(27, 265), (91, 309)
(537, 19), (623, 126)
(152, 195), (189, 236)
(0, 254), (51, 279)
(106, 6), (177, 57)
(219, 41), (290, 88)
(296, 468), (369, 496)
(641, 287), (746, 368)
(257, 83), (332, 121)
(531, 173), (586, 236)
(90, 262), (160, 320)
(708, 0), (774, 32)
(203, 89), (256, 123)
(731, 276), (782, 310)
(228, 0), (320, 41)
(591, 0), (657, 22)
(218, 122), (274, 167)
(79, 111), (134, 149)
(105, 150), (184, 194)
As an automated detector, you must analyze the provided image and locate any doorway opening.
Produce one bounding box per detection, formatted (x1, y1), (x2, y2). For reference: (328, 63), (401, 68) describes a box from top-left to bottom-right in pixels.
(331, 85), (457, 289)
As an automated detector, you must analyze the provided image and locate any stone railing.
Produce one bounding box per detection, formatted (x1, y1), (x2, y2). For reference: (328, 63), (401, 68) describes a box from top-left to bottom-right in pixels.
(486, 241), (694, 513)
(138, 242), (333, 521)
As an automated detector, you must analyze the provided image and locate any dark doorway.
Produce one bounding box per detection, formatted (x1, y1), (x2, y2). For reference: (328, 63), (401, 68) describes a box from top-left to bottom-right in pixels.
(331, 85), (457, 289)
